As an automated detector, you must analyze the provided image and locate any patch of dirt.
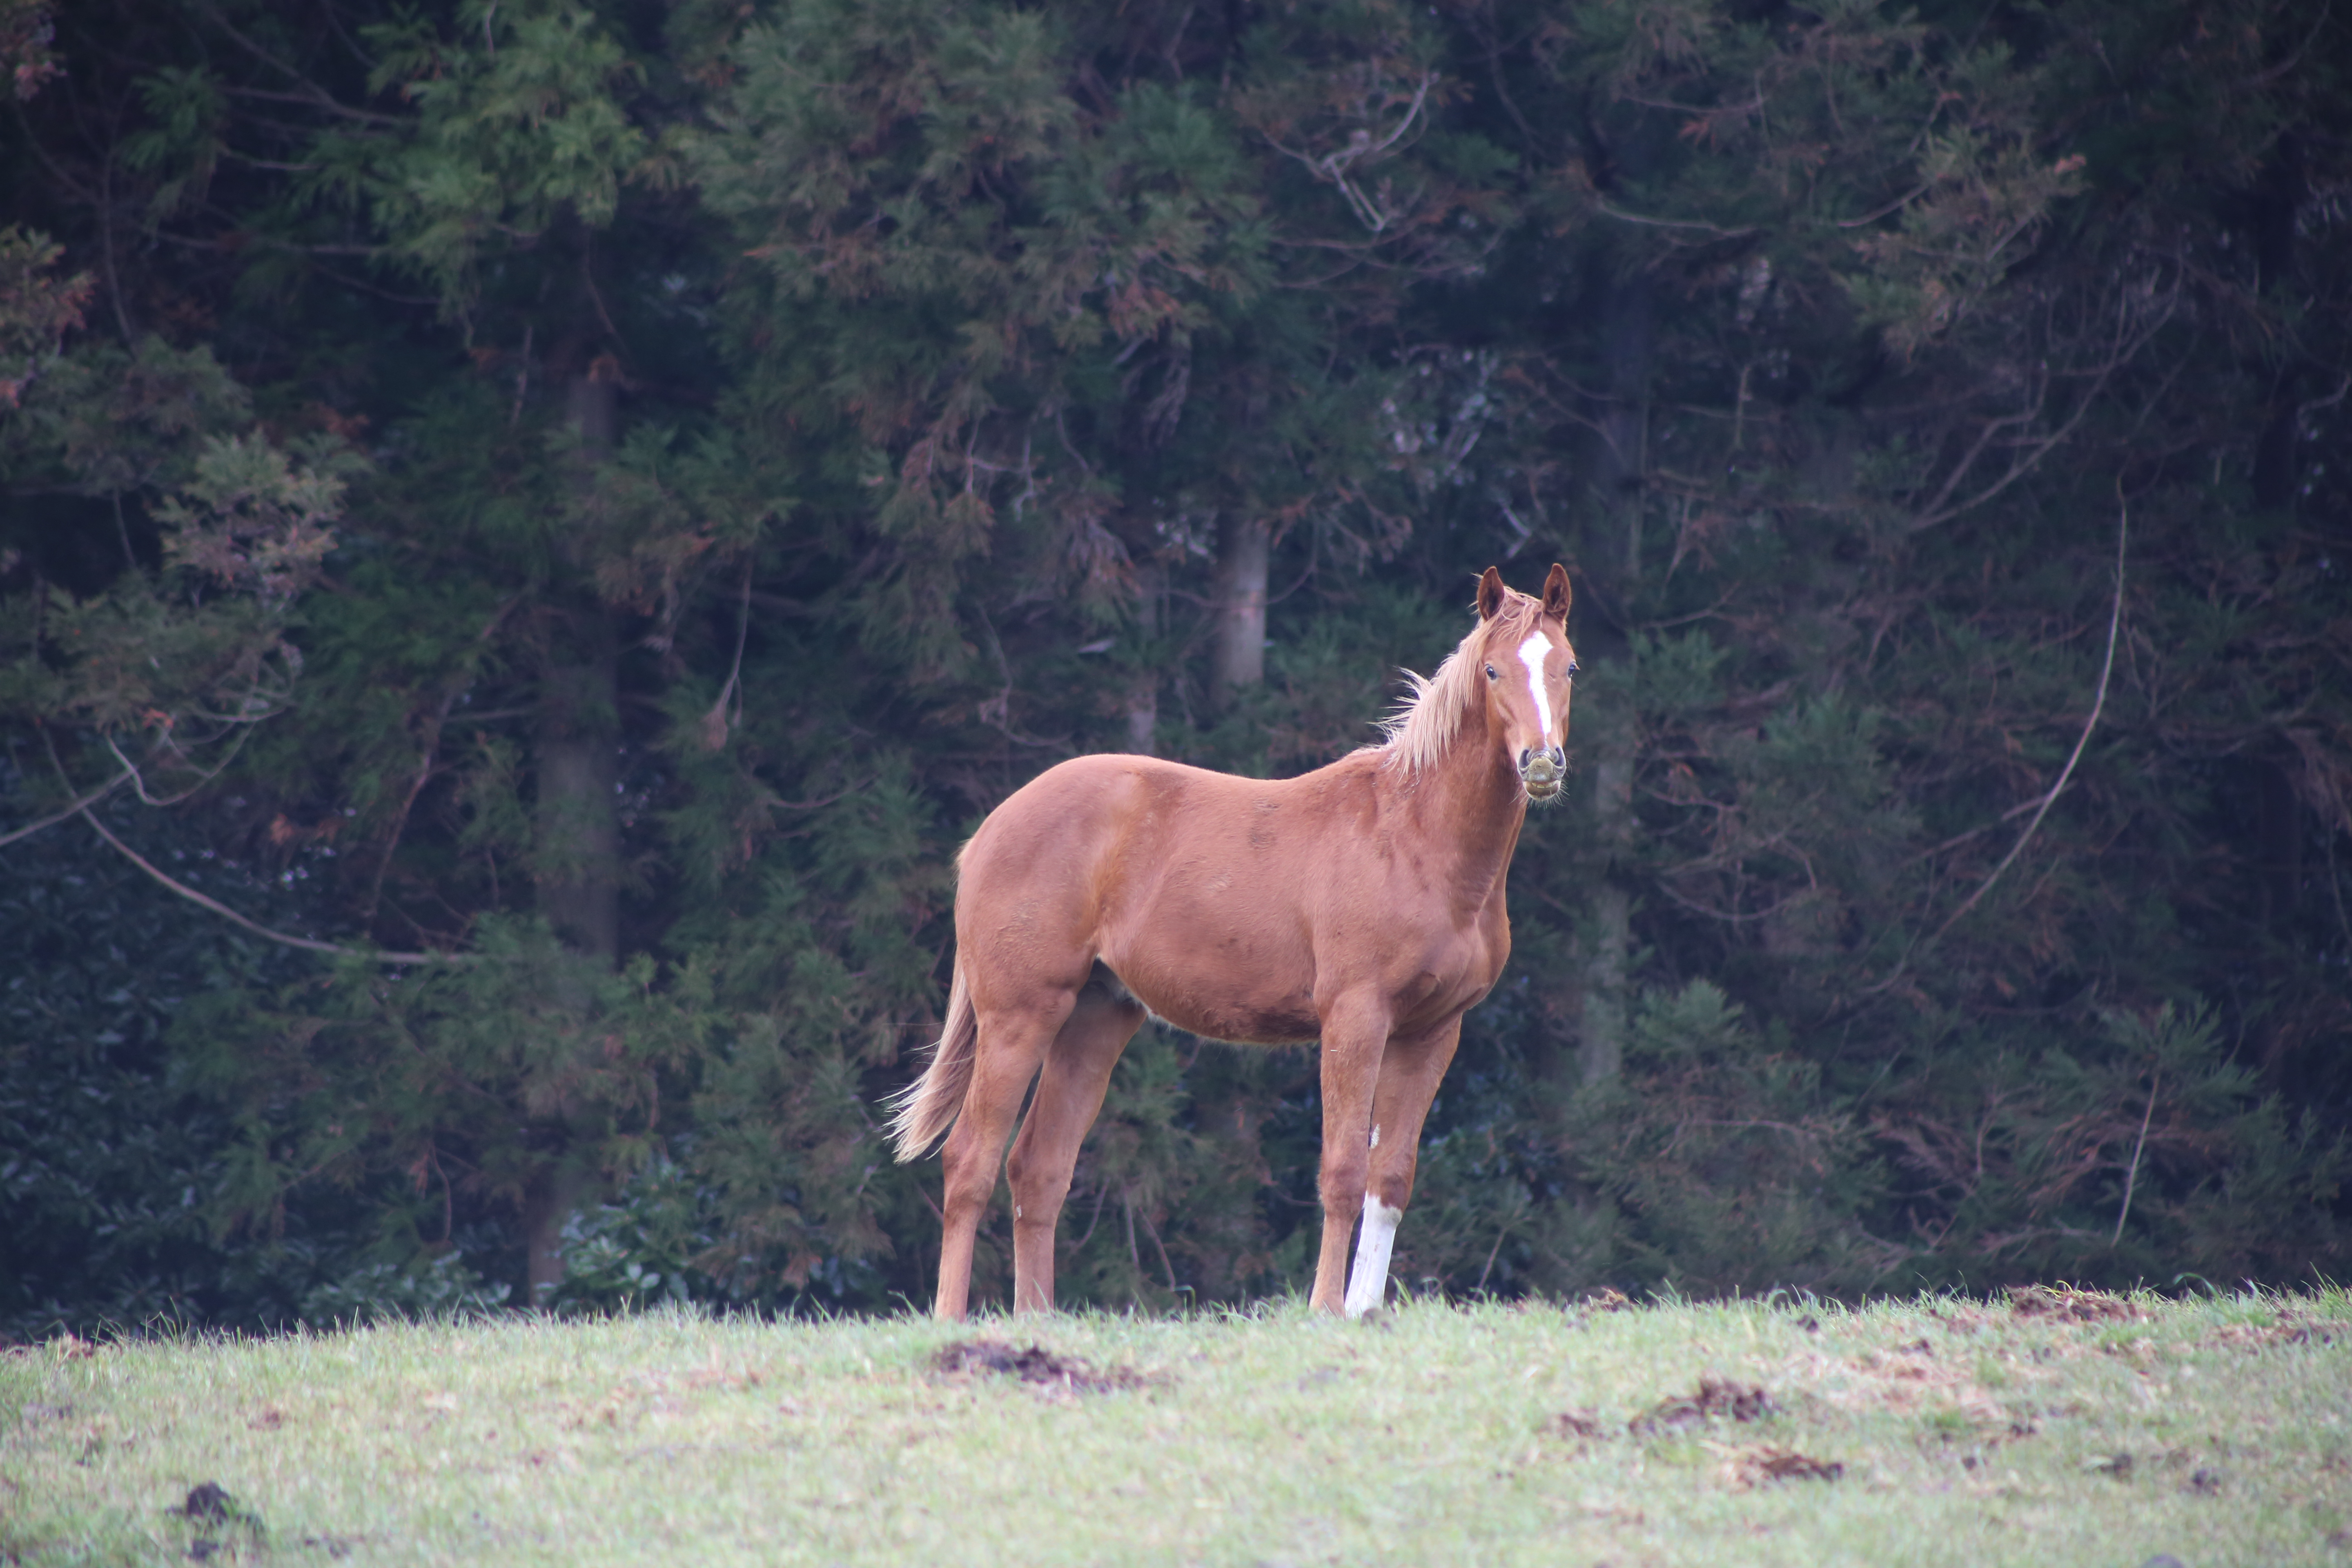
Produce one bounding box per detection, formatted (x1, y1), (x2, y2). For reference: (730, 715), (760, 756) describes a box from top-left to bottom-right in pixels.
(174, 1484), (240, 1524)
(2199, 1310), (2340, 1352)
(1773, 1334), (2022, 1434)
(931, 1340), (1147, 1395)
(1742, 1446), (1844, 1483)
(9, 1332), (99, 1361)
(172, 1482), (266, 1561)
(684, 1352), (766, 1391)
(1548, 1409), (1607, 1441)
(562, 1364), (742, 1431)
(2008, 1285), (2149, 1323)
(1630, 1377), (1774, 1436)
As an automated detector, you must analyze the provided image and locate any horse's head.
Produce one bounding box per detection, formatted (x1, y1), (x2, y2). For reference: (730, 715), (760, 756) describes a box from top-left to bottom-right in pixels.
(1474, 564), (1577, 803)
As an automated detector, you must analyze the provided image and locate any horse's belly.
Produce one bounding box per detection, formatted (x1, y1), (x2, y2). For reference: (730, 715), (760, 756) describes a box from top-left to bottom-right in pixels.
(1135, 986), (1321, 1048)
(1098, 921), (1320, 1046)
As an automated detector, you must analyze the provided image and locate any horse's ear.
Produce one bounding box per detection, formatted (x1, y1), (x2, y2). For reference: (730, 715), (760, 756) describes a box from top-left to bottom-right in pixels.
(1542, 563), (1572, 621)
(1476, 566), (1506, 621)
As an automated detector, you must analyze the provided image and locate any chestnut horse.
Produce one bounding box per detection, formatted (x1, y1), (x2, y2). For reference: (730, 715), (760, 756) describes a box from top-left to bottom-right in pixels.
(889, 564), (1577, 1317)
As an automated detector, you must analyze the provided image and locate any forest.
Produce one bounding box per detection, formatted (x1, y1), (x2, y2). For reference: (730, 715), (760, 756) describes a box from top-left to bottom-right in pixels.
(2, 0), (2348, 1334)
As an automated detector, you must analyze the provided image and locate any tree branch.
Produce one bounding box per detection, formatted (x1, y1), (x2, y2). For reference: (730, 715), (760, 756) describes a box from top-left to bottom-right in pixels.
(1932, 492), (2129, 940)
(76, 801), (465, 965)
(0, 768), (132, 849)
(2112, 1063), (2159, 1246)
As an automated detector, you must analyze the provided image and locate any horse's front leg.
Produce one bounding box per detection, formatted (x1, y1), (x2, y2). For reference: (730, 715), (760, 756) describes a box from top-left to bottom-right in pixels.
(1343, 1016), (1466, 1316)
(1309, 994), (1395, 1315)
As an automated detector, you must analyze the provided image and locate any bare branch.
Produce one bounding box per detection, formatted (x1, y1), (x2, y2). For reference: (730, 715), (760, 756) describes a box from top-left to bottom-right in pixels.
(1263, 74), (1437, 237)
(76, 802), (464, 965)
(1908, 280), (2177, 533)
(2112, 1064), (2159, 1245)
(1592, 198), (1759, 240)
(0, 768), (132, 849)
(38, 728), (461, 965)
(1932, 491), (2129, 939)
(198, 4), (405, 126)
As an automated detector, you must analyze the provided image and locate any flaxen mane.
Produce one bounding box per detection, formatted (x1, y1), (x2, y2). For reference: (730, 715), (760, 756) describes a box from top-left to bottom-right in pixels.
(1375, 588), (1544, 776)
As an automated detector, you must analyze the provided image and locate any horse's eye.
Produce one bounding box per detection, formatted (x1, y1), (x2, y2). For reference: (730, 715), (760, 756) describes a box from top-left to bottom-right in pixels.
(1567, 659), (1580, 677)
(1483, 664), (1498, 680)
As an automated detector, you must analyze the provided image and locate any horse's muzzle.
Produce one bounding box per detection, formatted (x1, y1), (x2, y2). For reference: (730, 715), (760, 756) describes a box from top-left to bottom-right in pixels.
(1519, 746), (1566, 802)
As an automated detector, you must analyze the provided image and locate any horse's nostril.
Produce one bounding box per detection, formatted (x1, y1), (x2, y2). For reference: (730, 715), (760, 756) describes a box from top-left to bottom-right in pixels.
(1549, 746), (1566, 769)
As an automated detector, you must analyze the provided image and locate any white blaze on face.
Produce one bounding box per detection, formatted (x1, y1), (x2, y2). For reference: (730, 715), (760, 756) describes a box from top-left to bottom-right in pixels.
(1345, 1195), (1403, 1318)
(1517, 629), (1554, 746)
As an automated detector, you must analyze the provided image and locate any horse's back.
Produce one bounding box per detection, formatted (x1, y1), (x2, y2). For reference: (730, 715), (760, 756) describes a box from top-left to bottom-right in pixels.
(957, 751), (1393, 1042)
(962, 750), (1376, 889)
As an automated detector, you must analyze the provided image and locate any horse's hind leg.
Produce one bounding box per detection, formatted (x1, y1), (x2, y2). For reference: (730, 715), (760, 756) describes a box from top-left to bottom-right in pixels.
(933, 991), (1078, 1320)
(1004, 978), (1146, 1313)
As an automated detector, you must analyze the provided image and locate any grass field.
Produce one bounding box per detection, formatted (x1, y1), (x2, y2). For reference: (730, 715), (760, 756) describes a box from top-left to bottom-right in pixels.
(3, 1287), (2347, 1566)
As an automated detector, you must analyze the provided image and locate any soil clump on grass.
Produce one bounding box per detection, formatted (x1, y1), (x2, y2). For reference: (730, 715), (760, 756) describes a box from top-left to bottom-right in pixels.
(931, 1340), (1147, 1394)
(2008, 1285), (2148, 1323)
(1630, 1376), (1775, 1435)
(1743, 1446), (1843, 1483)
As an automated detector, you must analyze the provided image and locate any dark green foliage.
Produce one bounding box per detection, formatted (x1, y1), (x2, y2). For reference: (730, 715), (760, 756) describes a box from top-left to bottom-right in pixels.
(0, 793), (475, 1337)
(544, 1157), (724, 1312)
(2, 0), (2346, 1333)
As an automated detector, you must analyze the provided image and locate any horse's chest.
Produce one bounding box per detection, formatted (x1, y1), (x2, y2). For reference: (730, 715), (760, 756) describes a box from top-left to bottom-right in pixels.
(1420, 922), (1508, 1004)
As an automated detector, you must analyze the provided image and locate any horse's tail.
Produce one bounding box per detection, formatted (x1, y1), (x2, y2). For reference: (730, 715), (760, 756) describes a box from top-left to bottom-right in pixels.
(887, 961), (977, 1163)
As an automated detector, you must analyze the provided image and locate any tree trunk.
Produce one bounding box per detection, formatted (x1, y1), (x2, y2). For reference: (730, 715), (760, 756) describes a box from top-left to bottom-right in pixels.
(1572, 243), (1652, 1086)
(1125, 686), (1159, 756)
(539, 363), (622, 958)
(524, 361), (624, 1302)
(534, 653), (620, 960)
(1126, 561), (1163, 755)
(2251, 137), (2303, 513)
(1579, 760), (1633, 1085)
(1209, 514), (1269, 706)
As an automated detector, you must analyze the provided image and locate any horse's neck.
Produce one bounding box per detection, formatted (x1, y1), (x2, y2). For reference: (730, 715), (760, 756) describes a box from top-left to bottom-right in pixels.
(1399, 700), (1526, 912)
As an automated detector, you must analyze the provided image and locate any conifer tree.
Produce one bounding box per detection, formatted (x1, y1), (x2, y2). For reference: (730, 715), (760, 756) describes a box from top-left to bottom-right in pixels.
(3, 0), (2344, 1328)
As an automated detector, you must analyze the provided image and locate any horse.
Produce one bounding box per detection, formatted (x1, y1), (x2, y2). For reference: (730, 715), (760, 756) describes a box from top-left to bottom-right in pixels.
(888, 564), (1577, 1318)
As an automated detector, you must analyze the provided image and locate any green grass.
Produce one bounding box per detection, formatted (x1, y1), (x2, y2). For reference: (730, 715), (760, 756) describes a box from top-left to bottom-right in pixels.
(4, 1288), (2347, 1566)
